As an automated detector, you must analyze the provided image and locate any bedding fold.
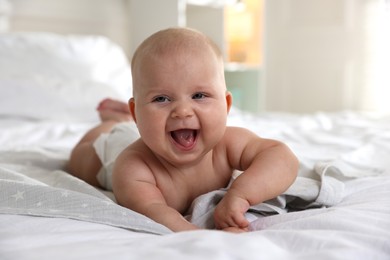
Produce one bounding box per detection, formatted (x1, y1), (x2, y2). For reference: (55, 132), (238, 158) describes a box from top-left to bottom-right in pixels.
(0, 157), (387, 233)
(0, 164), (171, 235)
(187, 160), (387, 229)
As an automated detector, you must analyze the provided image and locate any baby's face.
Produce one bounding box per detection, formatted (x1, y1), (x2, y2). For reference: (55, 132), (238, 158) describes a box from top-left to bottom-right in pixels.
(131, 47), (231, 166)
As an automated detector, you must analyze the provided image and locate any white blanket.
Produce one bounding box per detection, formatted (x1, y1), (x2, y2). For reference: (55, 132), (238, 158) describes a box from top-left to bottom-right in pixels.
(0, 112), (390, 238)
(0, 146), (367, 234)
(185, 159), (390, 230)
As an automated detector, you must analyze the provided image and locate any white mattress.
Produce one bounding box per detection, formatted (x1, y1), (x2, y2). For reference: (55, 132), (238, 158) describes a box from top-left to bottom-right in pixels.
(0, 32), (389, 260)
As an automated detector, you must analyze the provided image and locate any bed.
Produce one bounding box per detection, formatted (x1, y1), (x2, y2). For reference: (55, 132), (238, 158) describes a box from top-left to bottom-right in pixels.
(0, 32), (390, 260)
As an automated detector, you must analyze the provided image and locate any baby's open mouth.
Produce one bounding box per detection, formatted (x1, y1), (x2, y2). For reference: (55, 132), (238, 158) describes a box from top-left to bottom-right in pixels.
(170, 129), (198, 149)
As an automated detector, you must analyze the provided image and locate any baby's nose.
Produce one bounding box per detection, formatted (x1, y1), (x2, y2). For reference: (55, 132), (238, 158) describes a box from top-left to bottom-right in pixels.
(171, 102), (194, 119)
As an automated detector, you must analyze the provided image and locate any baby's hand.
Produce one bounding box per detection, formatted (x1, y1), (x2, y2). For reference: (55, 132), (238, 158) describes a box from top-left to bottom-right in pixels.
(222, 226), (249, 233)
(213, 190), (250, 231)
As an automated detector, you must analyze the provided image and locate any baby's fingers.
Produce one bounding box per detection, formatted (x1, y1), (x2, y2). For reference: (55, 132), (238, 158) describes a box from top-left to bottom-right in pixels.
(222, 226), (249, 233)
(214, 210), (249, 230)
(231, 212), (250, 228)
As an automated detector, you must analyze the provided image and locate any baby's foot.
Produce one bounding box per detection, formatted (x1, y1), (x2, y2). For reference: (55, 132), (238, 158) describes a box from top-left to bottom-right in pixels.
(97, 98), (133, 122)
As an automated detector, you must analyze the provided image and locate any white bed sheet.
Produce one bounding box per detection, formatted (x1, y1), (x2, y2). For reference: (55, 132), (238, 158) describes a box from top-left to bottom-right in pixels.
(1, 111), (390, 260)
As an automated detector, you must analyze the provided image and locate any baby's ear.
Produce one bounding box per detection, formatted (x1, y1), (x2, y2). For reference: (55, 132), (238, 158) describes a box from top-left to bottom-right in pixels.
(129, 98), (137, 122)
(225, 91), (233, 114)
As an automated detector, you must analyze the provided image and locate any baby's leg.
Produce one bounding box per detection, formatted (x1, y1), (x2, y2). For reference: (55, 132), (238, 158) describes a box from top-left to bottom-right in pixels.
(97, 98), (133, 122)
(67, 98), (133, 187)
(67, 121), (117, 187)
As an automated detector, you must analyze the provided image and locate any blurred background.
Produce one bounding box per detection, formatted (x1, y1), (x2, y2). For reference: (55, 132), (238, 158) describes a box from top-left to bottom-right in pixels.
(1, 0), (389, 114)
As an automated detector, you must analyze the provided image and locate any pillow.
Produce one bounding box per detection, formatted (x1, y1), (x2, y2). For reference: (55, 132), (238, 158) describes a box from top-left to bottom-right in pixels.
(0, 77), (125, 122)
(0, 32), (132, 121)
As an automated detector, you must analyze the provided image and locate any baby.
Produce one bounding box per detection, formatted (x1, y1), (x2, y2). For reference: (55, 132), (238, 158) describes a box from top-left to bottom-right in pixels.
(68, 28), (299, 232)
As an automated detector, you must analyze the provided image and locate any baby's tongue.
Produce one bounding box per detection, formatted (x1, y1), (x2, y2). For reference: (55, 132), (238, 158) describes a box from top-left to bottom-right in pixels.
(172, 129), (195, 148)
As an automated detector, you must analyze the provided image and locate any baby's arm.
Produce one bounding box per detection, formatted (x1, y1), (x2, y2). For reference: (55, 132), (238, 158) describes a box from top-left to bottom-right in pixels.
(214, 127), (299, 230)
(112, 148), (199, 232)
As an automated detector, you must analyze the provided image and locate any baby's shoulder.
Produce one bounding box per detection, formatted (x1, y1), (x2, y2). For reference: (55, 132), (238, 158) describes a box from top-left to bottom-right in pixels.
(116, 140), (153, 167)
(218, 126), (260, 153)
(223, 126), (257, 140)
(114, 141), (158, 181)
(225, 126), (247, 133)
(213, 127), (246, 153)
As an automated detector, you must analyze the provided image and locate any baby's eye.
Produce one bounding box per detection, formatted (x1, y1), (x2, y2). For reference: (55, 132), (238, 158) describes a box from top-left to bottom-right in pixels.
(152, 96), (170, 103)
(192, 93), (206, 100)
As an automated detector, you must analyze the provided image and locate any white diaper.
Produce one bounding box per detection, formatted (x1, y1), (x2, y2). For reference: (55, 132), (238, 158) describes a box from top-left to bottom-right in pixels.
(93, 121), (140, 190)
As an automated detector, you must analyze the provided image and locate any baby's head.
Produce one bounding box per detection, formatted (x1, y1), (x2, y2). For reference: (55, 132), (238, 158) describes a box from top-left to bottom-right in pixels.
(129, 27), (232, 165)
(131, 27), (225, 98)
